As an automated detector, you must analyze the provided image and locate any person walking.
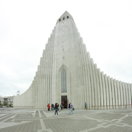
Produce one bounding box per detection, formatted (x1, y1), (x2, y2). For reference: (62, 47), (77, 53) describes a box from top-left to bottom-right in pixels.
(54, 103), (59, 115)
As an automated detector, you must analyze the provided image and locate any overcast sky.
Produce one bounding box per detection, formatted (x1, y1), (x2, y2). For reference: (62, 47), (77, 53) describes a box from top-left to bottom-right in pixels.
(0, 0), (132, 97)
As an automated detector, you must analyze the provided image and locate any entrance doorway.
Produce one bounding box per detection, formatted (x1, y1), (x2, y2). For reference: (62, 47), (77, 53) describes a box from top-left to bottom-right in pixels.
(61, 96), (68, 108)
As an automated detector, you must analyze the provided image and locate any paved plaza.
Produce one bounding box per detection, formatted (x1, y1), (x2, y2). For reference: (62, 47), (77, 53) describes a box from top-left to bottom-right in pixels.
(0, 108), (132, 132)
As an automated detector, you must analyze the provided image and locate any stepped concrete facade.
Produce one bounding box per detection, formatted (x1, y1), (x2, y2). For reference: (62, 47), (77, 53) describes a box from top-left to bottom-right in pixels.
(14, 11), (132, 109)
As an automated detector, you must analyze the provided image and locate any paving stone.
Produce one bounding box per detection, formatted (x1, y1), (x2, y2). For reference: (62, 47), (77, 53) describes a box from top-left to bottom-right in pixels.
(44, 118), (98, 132)
(91, 126), (132, 132)
(0, 108), (132, 132)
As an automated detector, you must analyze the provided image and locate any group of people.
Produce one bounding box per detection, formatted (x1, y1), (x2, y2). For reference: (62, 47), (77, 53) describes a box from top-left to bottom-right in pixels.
(47, 103), (74, 115)
(47, 103), (60, 115)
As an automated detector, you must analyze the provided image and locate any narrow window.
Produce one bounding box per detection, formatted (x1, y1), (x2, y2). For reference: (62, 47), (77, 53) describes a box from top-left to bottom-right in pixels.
(67, 16), (69, 19)
(63, 17), (65, 20)
(61, 68), (67, 93)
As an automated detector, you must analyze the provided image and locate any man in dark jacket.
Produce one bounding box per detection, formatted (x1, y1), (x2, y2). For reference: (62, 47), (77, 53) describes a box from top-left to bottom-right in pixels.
(54, 103), (59, 115)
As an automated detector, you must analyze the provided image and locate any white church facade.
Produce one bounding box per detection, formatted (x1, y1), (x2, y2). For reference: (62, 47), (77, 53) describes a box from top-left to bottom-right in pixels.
(14, 11), (132, 109)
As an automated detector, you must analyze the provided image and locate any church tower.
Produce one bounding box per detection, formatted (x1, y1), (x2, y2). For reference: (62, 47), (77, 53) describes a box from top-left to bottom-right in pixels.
(14, 11), (132, 109)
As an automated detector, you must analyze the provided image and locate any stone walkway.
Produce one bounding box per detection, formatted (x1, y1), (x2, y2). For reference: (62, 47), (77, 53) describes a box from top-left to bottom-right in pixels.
(0, 108), (132, 132)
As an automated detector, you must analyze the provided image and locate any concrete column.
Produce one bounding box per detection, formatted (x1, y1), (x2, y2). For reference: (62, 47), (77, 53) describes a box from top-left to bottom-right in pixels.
(36, 78), (39, 108)
(98, 71), (103, 109)
(128, 85), (131, 108)
(92, 64), (97, 109)
(122, 83), (126, 108)
(80, 44), (85, 108)
(116, 80), (119, 108)
(102, 73), (106, 109)
(108, 77), (112, 109)
(47, 74), (49, 104)
(114, 80), (118, 108)
(89, 59), (95, 109)
(110, 79), (114, 109)
(121, 83), (124, 107)
(128, 84), (131, 108)
(130, 85), (132, 108)
(125, 84), (129, 108)
(51, 48), (56, 104)
(104, 75), (109, 109)
(85, 53), (91, 109)
(107, 77), (111, 109)
(38, 77), (40, 108)
(94, 64), (99, 109)
(120, 81), (123, 108)
(112, 80), (116, 109)
(124, 83), (127, 107)
(83, 52), (87, 107)
(96, 68), (101, 109)
(117, 81), (120, 107)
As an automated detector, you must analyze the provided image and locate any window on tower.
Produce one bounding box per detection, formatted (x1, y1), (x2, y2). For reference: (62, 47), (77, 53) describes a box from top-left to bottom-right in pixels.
(61, 67), (67, 93)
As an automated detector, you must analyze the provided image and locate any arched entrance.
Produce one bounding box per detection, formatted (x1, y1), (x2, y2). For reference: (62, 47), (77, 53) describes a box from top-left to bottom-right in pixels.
(61, 95), (68, 108)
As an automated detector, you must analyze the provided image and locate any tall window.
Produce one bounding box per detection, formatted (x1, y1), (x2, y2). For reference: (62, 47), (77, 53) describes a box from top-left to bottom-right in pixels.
(61, 68), (67, 93)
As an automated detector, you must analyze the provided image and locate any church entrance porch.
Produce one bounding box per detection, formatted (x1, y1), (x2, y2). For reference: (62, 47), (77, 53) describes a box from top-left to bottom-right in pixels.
(61, 96), (68, 108)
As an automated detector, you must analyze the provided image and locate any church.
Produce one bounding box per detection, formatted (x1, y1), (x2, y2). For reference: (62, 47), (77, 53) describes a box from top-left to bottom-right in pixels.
(14, 11), (132, 109)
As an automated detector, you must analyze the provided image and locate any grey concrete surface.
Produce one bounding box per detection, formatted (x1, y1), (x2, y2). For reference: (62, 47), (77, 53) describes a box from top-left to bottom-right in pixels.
(0, 108), (132, 132)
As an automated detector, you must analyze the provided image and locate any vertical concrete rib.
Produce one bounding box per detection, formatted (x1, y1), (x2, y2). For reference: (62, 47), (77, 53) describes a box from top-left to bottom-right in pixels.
(122, 83), (125, 108)
(111, 79), (114, 109)
(120, 82), (123, 108)
(117, 81), (121, 108)
(125, 84), (129, 108)
(96, 68), (101, 109)
(104, 75), (108, 109)
(81, 44), (85, 107)
(86, 53), (91, 109)
(89, 59), (94, 109)
(118, 81), (121, 108)
(107, 76), (110, 109)
(114, 80), (118, 108)
(92, 63), (97, 109)
(128, 85), (131, 108)
(99, 72), (104, 109)
(113, 80), (116, 109)
(98, 69), (103, 109)
(83, 48), (87, 107)
(108, 77), (112, 109)
(93, 64), (98, 109)
(116, 81), (119, 108)
(102, 73), (106, 109)
(130, 85), (132, 108)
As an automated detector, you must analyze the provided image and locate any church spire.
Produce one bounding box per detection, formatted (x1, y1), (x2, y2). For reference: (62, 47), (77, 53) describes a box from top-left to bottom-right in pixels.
(57, 11), (73, 23)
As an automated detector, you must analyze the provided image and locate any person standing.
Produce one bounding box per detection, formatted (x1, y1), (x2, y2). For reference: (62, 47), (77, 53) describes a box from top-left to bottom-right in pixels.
(68, 103), (71, 109)
(51, 104), (54, 111)
(85, 102), (87, 110)
(60, 104), (64, 110)
(47, 103), (50, 111)
(69, 103), (74, 114)
(54, 103), (59, 115)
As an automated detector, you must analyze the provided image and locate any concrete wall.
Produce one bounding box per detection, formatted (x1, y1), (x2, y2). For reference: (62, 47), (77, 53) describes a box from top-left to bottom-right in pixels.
(14, 86), (33, 108)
